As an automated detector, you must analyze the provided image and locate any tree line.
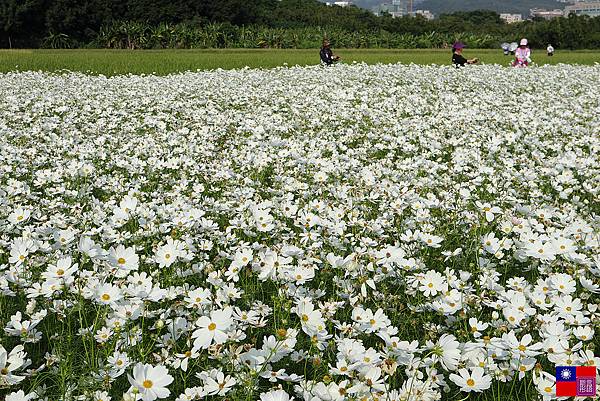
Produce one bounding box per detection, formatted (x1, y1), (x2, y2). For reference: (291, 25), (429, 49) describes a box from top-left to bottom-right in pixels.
(1, 0), (600, 49)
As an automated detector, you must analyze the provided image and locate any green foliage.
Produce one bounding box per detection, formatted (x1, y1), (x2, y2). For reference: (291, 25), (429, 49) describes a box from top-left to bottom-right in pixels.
(92, 23), (487, 50)
(0, 0), (47, 47)
(1, 0), (600, 49)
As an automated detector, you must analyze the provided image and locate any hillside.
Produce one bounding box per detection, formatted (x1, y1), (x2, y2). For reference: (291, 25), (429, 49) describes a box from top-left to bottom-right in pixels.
(345, 0), (565, 16)
(419, 0), (565, 16)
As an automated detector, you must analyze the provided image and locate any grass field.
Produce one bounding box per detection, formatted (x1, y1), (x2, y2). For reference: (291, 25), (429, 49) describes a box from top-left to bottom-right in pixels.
(1, 48), (599, 75)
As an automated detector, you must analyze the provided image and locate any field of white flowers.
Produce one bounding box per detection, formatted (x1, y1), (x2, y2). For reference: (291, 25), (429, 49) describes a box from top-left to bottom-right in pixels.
(0, 64), (599, 401)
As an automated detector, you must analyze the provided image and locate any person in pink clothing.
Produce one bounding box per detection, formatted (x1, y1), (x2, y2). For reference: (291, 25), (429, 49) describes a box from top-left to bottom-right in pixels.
(512, 38), (532, 67)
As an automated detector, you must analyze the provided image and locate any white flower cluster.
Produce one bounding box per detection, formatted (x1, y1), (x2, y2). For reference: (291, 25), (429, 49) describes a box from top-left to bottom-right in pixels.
(0, 63), (599, 401)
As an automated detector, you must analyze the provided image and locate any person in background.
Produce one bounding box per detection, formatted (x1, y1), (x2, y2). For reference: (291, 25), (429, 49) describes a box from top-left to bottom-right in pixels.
(451, 42), (479, 67)
(547, 43), (555, 56)
(320, 39), (340, 66)
(512, 38), (532, 67)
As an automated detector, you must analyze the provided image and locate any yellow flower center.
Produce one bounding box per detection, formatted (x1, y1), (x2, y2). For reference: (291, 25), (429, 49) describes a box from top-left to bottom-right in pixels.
(428, 283), (434, 288)
(165, 253), (171, 259)
(301, 314), (309, 322)
(208, 322), (217, 331)
(57, 269), (65, 276)
(518, 345), (526, 352)
(143, 380), (153, 389)
(117, 257), (126, 264)
(467, 378), (475, 387)
(102, 293), (111, 301)
(544, 386), (552, 393)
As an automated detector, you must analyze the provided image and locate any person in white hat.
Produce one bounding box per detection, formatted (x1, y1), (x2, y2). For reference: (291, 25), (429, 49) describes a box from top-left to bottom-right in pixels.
(547, 43), (554, 56)
(512, 38), (531, 67)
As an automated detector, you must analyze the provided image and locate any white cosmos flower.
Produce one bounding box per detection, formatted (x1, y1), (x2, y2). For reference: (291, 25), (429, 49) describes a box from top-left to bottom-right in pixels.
(430, 334), (461, 371)
(191, 307), (233, 351)
(154, 238), (184, 268)
(9, 237), (36, 265)
(0, 344), (28, 385)
(449, 367), (492, 392)
(260, 389), (294, 401)
(108, 244), (139, 276)
(95, 283), (122, 306)
(7, 207), (31, 225)
(420, 232), (444, 248)
(296, 298), (326, 335)
(536, 375), (556, 401)
(203, 370), (237, 395)
(127, 363), (174, 401)
(419, 270), (447, 297)
(476, 202), (502, 222)
(5, 390), (36, 401)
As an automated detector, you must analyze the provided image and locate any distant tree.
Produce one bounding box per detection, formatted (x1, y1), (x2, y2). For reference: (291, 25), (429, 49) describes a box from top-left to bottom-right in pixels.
(0, 0), (47, 47)
(44, 0), (120, 43)
(200, 0), (277, 25)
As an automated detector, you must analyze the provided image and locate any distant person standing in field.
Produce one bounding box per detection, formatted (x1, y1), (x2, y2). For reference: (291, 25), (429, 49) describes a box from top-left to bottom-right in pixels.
(320, 39), (340, 66)
(547, 44), (555, 56)
(451, 42), (479, 67)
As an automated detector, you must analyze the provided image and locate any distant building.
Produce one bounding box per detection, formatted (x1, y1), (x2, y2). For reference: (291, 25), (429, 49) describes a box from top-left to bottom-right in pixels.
(530, 8), (565, 19)
(564, 2), (600, 16)
(325, 1), (353, 6)
(409, 9), (434, 19)
(373, 0), (416, 17)
(499, 13), (523, 23)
